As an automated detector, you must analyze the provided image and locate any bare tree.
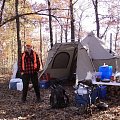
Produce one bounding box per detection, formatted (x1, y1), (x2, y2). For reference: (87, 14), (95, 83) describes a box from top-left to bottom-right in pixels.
(92, 0), (100, 38)
(15, 0), (21, 77)
(48, 0), (53, 48)
(0, 0), (6, 24)
(70, 0), (75, 42)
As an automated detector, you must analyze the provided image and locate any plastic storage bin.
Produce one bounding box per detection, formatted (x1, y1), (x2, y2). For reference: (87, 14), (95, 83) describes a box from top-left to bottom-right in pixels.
(17, 82), (23, 91)
(99, 64), (112, 81)
(91, 88), (99, 104)
(97, 86), (107, 100)
(9, 82), (17, 90)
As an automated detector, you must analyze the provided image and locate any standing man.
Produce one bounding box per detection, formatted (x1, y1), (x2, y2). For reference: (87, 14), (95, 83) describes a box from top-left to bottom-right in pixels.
(19, 39), (41, 103)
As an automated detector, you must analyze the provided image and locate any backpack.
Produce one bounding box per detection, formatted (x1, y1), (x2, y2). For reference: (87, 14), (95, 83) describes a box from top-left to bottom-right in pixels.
(50, 84), (69, 108)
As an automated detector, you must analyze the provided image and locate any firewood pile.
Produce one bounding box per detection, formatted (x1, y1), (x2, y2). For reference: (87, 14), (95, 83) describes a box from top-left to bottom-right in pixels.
(0, 75), (120, 120)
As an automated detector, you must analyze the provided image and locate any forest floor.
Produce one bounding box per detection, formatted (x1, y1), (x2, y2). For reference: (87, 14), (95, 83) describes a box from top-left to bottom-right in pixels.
(0, 74), (120, 120)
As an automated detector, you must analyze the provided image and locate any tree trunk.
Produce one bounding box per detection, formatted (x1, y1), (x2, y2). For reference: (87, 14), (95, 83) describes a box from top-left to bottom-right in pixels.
(0, 0), (6, 25)
(48, 0), (53, 48)
(65, 10), (69, 43)
(92, 0), (100, 38)
(65, 25), (68, 43)
(70, 0), (75, 42)
(39, 21), (43, 69)
(15, 0), (21, 77)
(115, 25), (119, 51)
(60, 25), (63, 43)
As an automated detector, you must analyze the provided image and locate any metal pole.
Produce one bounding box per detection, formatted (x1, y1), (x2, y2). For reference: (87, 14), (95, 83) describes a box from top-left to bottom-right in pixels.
(109, 33), (112, 53)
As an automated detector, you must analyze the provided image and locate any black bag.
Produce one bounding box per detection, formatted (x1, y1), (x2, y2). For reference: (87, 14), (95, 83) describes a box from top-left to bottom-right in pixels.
(97, 102), (108, 111)
(50, 84), (69, 108)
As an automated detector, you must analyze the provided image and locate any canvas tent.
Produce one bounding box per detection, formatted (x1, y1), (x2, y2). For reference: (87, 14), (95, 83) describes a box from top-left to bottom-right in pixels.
(81, 32), (120, 72)
(40, 42), (94, 84)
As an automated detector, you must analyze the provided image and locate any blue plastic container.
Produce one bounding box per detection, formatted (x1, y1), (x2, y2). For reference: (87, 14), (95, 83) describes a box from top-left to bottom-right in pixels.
(9, 82), (17, 90)
(91, 88), (98, 104)
(97, 86), (107, 100)
(99, 65), (112, 80)
(39, 80), (50, 89)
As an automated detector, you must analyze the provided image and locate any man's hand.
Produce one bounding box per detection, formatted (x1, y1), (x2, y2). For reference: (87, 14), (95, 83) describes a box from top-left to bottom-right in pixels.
(21, 72), (24, 75)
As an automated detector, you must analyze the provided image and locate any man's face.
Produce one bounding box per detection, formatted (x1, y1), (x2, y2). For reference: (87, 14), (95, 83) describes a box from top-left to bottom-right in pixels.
(25, 45), (32, 52)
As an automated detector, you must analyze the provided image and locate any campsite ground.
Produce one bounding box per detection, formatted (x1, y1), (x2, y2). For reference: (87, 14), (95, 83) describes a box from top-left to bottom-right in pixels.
(0, 75), (120, 120)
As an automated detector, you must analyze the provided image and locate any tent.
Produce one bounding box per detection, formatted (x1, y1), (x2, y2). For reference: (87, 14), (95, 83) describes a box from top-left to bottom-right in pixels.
(81, 32), (114, 59)
(81, 32), (120, 72)
(40, 32), (120, 85)
(40, 42), (94, 84)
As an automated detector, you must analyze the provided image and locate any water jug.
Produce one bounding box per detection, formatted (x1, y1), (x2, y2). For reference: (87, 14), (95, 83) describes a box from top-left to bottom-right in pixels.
(99, 63), (112, 81)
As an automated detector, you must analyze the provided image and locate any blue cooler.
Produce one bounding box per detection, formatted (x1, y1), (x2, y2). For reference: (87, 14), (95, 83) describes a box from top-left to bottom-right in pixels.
(39, 80), (50, 89)
(96, 86), (107, 100)
(99, 64), (112, 81)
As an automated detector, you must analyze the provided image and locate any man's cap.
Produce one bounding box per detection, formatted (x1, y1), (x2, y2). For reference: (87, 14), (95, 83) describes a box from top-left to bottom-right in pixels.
(26, 39), (32, 46)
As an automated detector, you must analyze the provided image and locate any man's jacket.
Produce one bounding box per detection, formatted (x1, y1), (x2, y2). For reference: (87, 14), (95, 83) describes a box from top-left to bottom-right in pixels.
(19, 50), (40, 74)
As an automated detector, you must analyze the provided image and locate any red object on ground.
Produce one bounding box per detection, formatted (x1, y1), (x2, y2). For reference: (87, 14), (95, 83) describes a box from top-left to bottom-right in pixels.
(40, 73), (50, 81)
